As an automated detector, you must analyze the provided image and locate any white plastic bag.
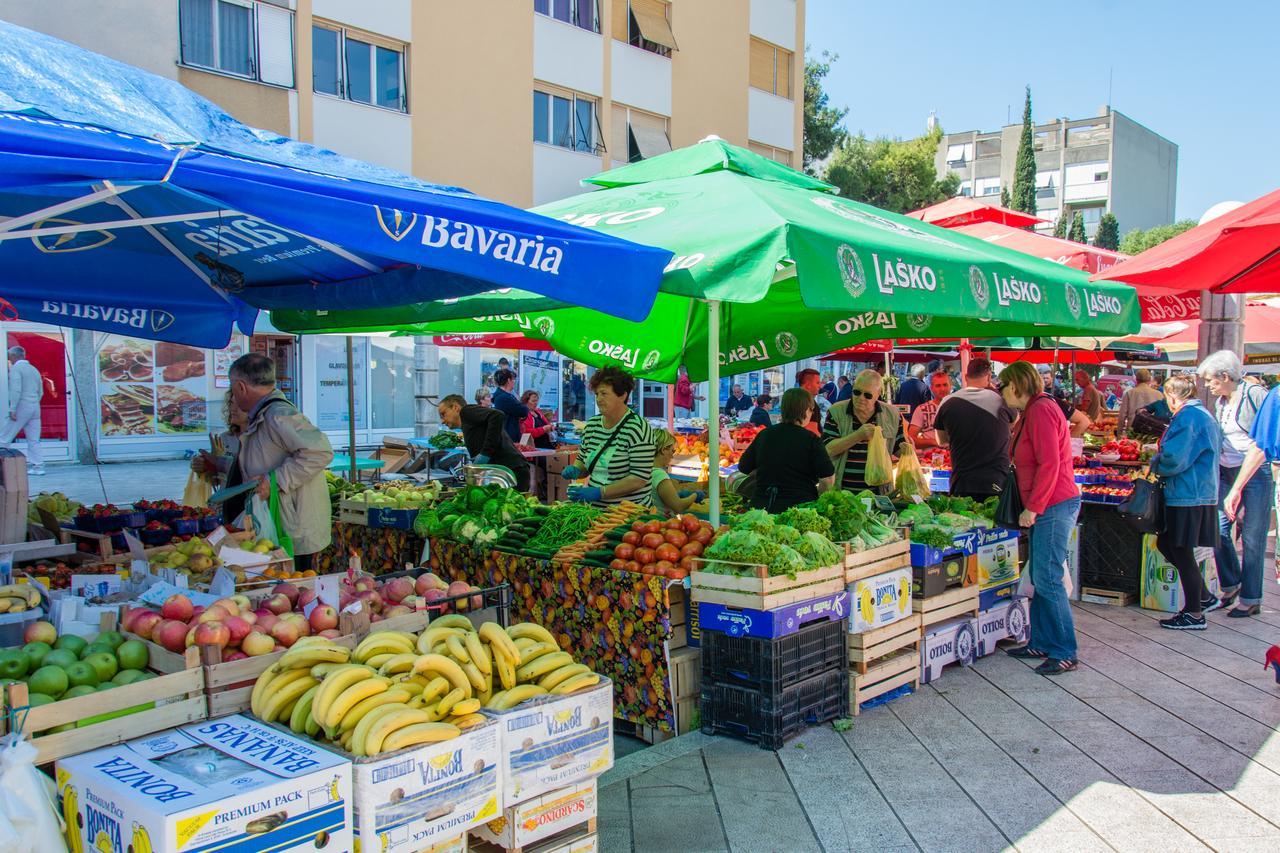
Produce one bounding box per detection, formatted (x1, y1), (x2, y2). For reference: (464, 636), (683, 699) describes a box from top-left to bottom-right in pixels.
(0, 735), (67, 851)
(248, 493), (281, 546)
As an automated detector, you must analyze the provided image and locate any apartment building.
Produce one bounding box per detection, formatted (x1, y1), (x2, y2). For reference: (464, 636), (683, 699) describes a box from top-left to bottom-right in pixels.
(935, 108), (1177, 239)
(2, 0), (804, 461)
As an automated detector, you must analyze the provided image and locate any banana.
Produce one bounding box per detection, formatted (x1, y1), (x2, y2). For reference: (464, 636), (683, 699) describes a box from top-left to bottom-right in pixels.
(0, 584), (39, 609)
(251, 667), (310, 718)
(354, 633), (414, 663)
(310, 662), (351, 679)
(478, 686), (493, 707)
(61, 783), (82, 853)
(339, 729), (355, 751)
(485, 690), (507, 709)
(423, 700), (446, 722)
(350, 703), (409, 757)
(512, 636), (538, 652)
(310, 665), (376, 727)
(490, 684), (547, 710)
(451, 713), (487, 730)
(480, 622), (520, 664)
(412, 654), (472, 698)
(463, 632), (491, 675)
(422, 676), (451, 704)
(392, 673), (431, 691)
(376, 654), (419, 677)
(416, 626), (463, 654)
(551, 672), (602, 695)
(380, 722), (461, 753)
(407, 695), (427, 709)
(333, 687), (410, 736)
(271, 643), (349, 673)
(7, 602), (26, 613)
(518, 641), (559, 666)
(538, 663), (591, 691)
(289, 684), (320, 734)
(305, 709), (321, 738)
(495, 652), (517, 691)
(364, 707), (433, 756)
(428, 614), (474, 631)
(450, 698), (481, 716)
(507, 622), (557, 646)
(323, 676), (393, 731)
(261, 674), (319, 722)
(461, 659), (487, 693)
(365, 653), (398, 670)
(131, 823), (153, 853)
(444, 634), (471, 664)
(436, 686), (467, 717)
(517, 651), (574, 683)
(0, 600), (10, 614)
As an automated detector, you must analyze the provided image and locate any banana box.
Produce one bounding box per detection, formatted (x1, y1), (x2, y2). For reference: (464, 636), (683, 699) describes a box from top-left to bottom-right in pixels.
(482, 679), (613, 803)
(343, 715), (502, 853)
(847, 567), (912, 634)
(55, 714), (351, 853)
(470, 780), (597, 849)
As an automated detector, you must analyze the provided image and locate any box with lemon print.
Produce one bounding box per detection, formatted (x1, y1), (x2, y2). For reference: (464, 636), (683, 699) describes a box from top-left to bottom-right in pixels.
(847, 567), (913, 634)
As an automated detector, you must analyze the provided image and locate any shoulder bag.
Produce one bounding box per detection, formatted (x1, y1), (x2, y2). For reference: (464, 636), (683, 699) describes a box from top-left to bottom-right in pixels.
(994, 397), (1050, 528)
(581, 411), (637, 482)
(1117, 475), (1164, 534)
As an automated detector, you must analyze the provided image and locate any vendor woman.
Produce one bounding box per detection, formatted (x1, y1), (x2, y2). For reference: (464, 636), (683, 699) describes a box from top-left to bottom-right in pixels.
(822, 369), (902, 493)
(651, 430), (702, 514)
(737, 388), (835, 512)
(561, 367), (656, 506)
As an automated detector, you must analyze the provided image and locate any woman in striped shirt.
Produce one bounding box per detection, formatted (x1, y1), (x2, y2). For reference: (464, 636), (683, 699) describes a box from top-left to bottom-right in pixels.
(561, 367), (656, 506)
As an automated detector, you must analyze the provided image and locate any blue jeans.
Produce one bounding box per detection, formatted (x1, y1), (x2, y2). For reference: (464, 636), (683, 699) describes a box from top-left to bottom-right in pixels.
(1028, 494), (1081, 660)
(1216, 463), (1275, 606)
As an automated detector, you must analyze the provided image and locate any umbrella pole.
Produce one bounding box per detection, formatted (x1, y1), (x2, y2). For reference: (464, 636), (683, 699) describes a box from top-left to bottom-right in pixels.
(707, 300), (721, 527)
(346, 335), (357, 482)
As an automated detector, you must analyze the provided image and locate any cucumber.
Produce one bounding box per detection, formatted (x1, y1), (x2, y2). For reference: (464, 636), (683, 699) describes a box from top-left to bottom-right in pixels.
(585, 549), (616, 561)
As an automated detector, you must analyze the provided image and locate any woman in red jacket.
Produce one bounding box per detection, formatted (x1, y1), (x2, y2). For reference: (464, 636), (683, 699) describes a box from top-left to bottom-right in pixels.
(999, 361), (1082, 676)
(519, 390), (556, 450)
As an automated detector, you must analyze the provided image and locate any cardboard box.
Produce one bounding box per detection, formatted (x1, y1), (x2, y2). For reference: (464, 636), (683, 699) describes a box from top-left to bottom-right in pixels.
(978, 578), (1019, 611)
(484, 680), (613, 803)
(976, 598), (1030, 657)
(420, 835), (468, 853)
(55, 714), (351, 853)
(920, 617), (977, 684)
(343, 716), (503, 853)
(847, 567), (912, 634)
(696, 590), (848, 641)
(911, 552), (969, 598)
(973, 527), (1020, 588)
(471, 780), (597, 850)
(1139, 535), (1219, 612)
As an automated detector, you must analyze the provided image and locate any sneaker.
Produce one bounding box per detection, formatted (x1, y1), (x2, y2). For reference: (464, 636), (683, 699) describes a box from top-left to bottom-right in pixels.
(1219, 589), (1240, 609)
(1160, 611), (1207, 630)
(1201, 594), (1222, 614)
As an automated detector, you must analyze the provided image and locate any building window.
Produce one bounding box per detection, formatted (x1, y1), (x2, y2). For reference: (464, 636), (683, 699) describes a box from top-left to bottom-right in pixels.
(1094, 170), (1109, 182)
(534, 0), (599, 32)
(311, 22), (408, 112)
(958, 180), (972, 197)
(612, 0), (675, 57)
(534, 88), (601, 154)
(749, 38), (793, 99)
(613, 105), (670, 162)
(945, 142), (974, 165)
(179, 0), (295, 87)
(748, 141), (793, 165)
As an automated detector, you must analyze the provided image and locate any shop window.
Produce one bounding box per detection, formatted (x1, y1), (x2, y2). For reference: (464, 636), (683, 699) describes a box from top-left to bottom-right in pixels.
(749, 37), (793, 99)
(314, 336), (367, 431)
(369, 337), (415, 430)
(312, 22), (407, 112)
(179, 0), (295, 87)
(562, 359), (588, 422)
(437, 347), (465, 406)
(534, 0), (599, 33)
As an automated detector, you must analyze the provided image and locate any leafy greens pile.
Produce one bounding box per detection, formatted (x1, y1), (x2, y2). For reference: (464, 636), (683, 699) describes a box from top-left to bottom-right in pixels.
(700, 508), (843, 579)
(414, 484), (538, 546)
(792, 490), (901, 551)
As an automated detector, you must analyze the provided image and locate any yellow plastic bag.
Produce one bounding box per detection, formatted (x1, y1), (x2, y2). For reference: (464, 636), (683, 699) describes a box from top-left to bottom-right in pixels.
(894, 441), (931, 501)
(183, 469), (213, 507)
(864, 425), (893, 487)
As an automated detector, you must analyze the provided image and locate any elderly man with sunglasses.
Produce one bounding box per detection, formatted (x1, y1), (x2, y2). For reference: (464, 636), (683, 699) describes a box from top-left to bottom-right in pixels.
(822, 369), (903, 494)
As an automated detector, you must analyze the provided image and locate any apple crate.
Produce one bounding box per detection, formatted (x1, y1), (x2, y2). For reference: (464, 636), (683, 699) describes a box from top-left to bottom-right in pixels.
(1, 640), (205, 764)
(690, 560), (845, 611)
(843, 538), (911, 583)
(913, 583), (980, 629)
(338, 498), (369, 526)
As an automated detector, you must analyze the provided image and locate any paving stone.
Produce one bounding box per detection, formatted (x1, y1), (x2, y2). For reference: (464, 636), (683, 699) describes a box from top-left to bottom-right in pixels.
(701, 739), (820, 853)
(885, 796), (1010, 853)
(1012, 828), (1114, 853)
(597, 782), (632, 853)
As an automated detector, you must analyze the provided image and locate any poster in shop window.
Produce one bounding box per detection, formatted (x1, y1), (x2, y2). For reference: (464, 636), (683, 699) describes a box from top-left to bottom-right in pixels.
(213, 339), (245, 389)
(521, 352), (559, 416)
(315, 338), (366, 430)
(98, 336), (155, 435)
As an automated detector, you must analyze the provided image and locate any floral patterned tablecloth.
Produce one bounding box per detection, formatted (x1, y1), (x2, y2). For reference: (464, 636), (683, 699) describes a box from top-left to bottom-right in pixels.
(320, 522), (426, 575)
(428, 538), (682, 732)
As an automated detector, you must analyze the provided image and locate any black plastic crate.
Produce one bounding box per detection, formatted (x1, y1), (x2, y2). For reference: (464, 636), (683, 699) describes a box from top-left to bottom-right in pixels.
(1078, 503), (1141, 582)
(700, 617), (847, 692)
(1079, 569), (1140, 595)
(701, 667), (849, 750)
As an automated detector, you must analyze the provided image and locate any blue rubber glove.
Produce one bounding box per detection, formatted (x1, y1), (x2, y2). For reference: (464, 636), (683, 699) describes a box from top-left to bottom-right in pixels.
(678, 489), (707, 502)
(561, 464), (582, 480)
(473, 454), (490, 464)
(567, 485), (602, 503)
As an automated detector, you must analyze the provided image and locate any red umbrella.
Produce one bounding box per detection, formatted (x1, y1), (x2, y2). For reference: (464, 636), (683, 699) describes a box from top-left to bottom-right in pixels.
(431, 333), (552, 351)
(1148, 302), (1280, 358)
(906, 196), (1045, 229)
(1092, 188), (1280, 292)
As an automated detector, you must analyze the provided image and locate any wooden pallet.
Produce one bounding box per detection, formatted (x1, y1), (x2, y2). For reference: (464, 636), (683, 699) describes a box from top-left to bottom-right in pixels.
(691, 562), (845, 610)
(914, 583), (980, 627)
(847, 613), (922, 675)
(844, 539), (911, 583)
(1081, 587), (1136, 607)
(850, 648), (920, 716)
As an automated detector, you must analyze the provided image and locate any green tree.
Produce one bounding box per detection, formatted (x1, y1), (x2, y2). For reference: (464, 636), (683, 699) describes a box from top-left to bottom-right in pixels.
(1068, 212), (1087, 243)
(1118, 220), (1198, 255)
(1000, 186), (1012, 209)
(824, 126), (960, 214)
(803, 49), (847, 175)
(1093, 213), (1121, 250)
(1053, 209), (1071, 239)
(1010, 86), (1037, 214)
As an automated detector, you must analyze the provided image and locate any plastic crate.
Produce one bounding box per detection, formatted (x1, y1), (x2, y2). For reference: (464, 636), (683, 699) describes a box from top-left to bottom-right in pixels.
(1078, 503), (1141, 583)
(700, 617), (847, 692)
(701, 667), (848, 750)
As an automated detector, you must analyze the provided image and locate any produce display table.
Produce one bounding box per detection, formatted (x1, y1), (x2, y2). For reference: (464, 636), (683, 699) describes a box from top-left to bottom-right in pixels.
(321, 521), (426, 574)
(428, 538), (683, 731)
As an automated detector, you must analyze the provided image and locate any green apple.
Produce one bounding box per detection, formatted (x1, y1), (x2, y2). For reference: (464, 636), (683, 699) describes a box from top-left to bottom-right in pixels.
(42, 649), (77, 670)
(21, 641), (52, 670)
(54, 635), (87, 657)
(115, 639), (148, 672)
(83, 652), (118, 683)
(64, 661), (99, 689)
(27, 665), (69, 698)
(93, 631), (125, 650)
(62, 684), (96, 700)
(111, 669), (147, 686)
(80, 642), (115, 660)
(0, 649), (28, 680)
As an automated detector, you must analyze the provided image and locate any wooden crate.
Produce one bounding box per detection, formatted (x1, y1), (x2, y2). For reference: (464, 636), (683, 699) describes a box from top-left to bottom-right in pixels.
(669, 646), (700, 701)
(667, 582), (688, 648)
(847, 613), (922, 675)
(913, 583), (980, 627)
(337, 499), (369, 525)
(1081, 587), (1136, 607)
(850, 648), (920, 716)
(471, 820), (598, 853)
(844, 539), (911, 583)
(691, 562), (846, 610)
(2, 641), (205, 764)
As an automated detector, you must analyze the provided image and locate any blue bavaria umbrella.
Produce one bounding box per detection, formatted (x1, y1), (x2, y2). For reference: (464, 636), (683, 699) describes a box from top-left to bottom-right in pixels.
(0, 21), (669, 348)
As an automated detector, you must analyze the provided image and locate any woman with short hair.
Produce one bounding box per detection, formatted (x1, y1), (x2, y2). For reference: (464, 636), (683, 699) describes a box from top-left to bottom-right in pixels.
(474, 387), (493, 407)
(737, 388), (835, 513)
(560, 367), (655, 506)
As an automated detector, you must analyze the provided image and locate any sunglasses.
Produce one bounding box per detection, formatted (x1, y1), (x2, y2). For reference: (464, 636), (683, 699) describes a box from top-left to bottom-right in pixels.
(852, 389), (876, 400)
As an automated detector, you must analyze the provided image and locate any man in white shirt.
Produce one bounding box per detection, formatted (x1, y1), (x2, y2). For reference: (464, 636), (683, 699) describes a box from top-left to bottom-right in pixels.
(0, 346), (44, 473)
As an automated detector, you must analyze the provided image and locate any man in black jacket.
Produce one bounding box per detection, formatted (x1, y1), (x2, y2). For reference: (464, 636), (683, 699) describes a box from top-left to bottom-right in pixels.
(491, 368), (528, 443)
(438, 394), (530, 491)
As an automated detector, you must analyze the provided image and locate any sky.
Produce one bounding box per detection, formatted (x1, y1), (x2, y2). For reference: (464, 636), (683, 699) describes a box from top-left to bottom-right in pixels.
(805, 0), (1280, 223)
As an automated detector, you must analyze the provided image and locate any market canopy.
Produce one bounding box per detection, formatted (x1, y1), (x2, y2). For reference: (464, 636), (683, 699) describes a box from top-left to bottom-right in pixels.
(0, 20), (669, 348)
(279, 138), (1142, 381)
(1153, 302), (1280, 361)
(907, 196), (1046, 229)
(432, 333), (552, 351)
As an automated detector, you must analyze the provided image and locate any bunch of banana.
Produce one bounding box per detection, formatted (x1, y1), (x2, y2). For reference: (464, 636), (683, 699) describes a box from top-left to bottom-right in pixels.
(130, 823), (154, 853)
(351, 630), (417, 668)
(482, 622), (600, 711)
(0, 583), (40, 613)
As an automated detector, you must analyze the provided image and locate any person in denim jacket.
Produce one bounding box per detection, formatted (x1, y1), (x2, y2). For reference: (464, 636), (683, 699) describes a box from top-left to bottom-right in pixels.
(1149, 374), (1222, 630)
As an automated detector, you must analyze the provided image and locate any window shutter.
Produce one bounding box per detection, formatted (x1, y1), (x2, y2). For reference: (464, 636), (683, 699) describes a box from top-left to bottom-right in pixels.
(777, 47), (793, 99)
(256, 3), (295, 87)
(611, 0), (628, 41)
(749, 38), (776, 93)
(629, 0), (676, 49)
(628, 109), (670, 159)
(611, 104), (629, 161)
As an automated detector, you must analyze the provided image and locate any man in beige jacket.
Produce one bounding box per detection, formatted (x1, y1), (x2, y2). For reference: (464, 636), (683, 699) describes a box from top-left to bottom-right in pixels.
(230, 353), (333, 570)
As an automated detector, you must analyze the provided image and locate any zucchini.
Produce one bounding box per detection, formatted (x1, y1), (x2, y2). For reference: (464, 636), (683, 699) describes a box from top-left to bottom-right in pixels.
(585, 549), (616, 561)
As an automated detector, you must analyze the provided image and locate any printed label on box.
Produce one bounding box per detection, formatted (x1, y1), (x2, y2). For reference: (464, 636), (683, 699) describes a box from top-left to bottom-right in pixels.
(847, 567), (912, 634)
(920, 617), (977, 684)
(1140, 534), (1218, 612)
(472, 780), (598, 849)
(976, 599), (1029, 656)
(974, 527), (1020, 588)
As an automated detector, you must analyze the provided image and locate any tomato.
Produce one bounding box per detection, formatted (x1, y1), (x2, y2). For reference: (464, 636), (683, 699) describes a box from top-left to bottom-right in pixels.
(625, 560), (641, 572)
(664, 529), (688, 548)
(614, 543), (635, 560)
(666, 518), (684, 530)
(655, 543), (681, 562)
(654, 560), (675, 574)
(622, 531), (640, 546)
(634, 547), (656, 565)
(641, 532), (666, 549)
(680, 541), (704, 557)
(681, 515), (702, 534)
(693, 527), (714, 545)
(643, 520), (663, 534)
(609, 559), (627, 571)
(678, 555), (698, 571)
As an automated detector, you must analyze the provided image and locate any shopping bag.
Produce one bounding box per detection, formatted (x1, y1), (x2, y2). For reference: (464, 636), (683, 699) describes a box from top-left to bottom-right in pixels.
(894, 442), (930, 502)
(247, 474), (294, 557)
(183, 469), (213, 507)
(864, 425), (892, 487)
(0, 735), (67, 851)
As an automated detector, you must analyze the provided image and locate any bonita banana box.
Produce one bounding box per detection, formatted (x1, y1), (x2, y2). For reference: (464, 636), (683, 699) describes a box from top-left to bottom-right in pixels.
(471, 780), (597, 849)
(55, 713), (351, 853)
(847, 567), (912, 633)
(482, 679), (613, 802)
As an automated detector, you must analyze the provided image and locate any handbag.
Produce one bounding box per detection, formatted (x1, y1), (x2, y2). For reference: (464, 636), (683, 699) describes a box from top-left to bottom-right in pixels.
(1118, 476), (1164, 534)
(995, 398), (1051, 528)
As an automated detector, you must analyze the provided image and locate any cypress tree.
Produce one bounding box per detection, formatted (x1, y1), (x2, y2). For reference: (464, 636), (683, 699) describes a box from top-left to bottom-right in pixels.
(1000, 186), (1012, 209)
(1053, 210), (1070, 239)
(1094, 213), (1120, 250)
(1068, 212), (1087, 243)
(1010, 86), (1037, 214)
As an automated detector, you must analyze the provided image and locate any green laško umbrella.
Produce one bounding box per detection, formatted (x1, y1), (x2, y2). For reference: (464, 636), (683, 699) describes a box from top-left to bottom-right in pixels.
(274, 139), (1140, 382)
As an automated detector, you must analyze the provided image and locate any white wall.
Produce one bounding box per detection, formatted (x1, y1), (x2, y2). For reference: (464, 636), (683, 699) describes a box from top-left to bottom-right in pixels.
(748, 88), (795, 151)
(611, 45), (672, 117)
(312, 96), (413, 173)
(3, 0), (179, 78)
(749, 0), (797, 50)
(1110, 111), (1178, 233)
(314, 0), (410, 41)
(533, 143), (601, 205)
(533, 14), (603, 96)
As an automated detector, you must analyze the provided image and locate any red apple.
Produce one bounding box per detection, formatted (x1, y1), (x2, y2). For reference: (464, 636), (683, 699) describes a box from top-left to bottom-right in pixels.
(132, 611), (163, 640)
(24, 620), (57, 645)
(273, 583), (300, 607)
(197, 605), (231, 624)
(161, 594), (193, 622)
(154, 619), (189, 653)
(240, 611), (257, 625)
(224, 616), (252, 646)
(382, 577), (414, 604)
(447, 581), (472, 610)
(184, 624), (198, 647)
(270, 620), (300, 648)
(354, 589), (383, 613)
(468, 585), (484, 611)
(415, 572), (449, 595)
(263, 594), (292, 615)
(194, 621), (230, 649)
(190, 605), (205, 621)
(353, 576), (378, 594)
(223, 650), (248, 662)
(423, 588), (447, 604)
(297, 588), (318, 611)
(121, 607), (148, 634)
(241, 631), (275, 656)
(382, 604), (412, 619)
(211, 598), (240, 617)
(308, 605), (338, 633)
(231, 594), (251, 612)
(255, 612), (279, 633)
(317, 629), (342, 639)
